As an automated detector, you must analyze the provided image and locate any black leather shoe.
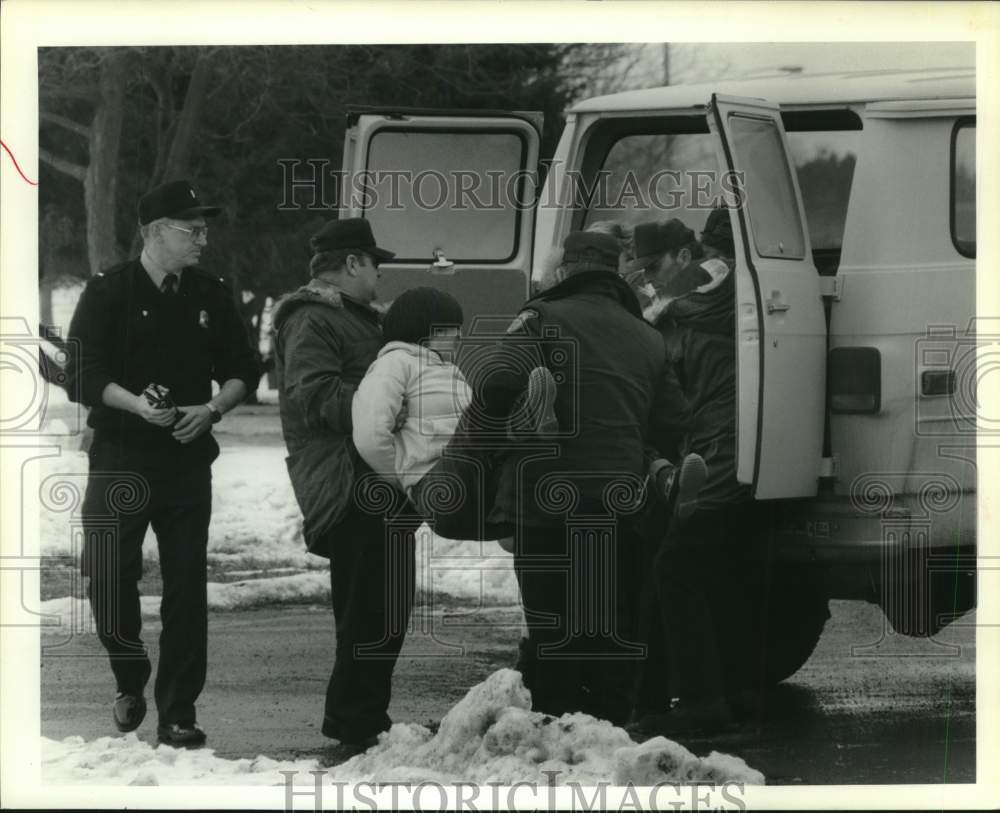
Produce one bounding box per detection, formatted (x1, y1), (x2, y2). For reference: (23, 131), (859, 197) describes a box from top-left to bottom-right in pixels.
(157, 722), (207, 748)
(113, 692), (147, 733)
(319, 736), (379, 767)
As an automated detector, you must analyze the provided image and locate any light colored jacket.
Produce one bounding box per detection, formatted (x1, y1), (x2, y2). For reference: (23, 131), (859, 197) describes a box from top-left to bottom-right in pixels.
(352, 341), (472, 491)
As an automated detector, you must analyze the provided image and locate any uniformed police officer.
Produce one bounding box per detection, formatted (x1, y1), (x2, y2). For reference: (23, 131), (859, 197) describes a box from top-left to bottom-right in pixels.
(465, 230), (691, 725)
(66, 180), (259, 747)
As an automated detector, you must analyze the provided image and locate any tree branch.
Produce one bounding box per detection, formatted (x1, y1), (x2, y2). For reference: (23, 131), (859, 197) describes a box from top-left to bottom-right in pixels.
(40, 87), (99, 101)
(40, 111), (92, 139)
(39, 148), (87, 182)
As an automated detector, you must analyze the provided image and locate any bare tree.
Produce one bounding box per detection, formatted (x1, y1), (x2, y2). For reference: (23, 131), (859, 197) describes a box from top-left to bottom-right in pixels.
(40, 47), (220, 272)
(40, 48), (129, 274)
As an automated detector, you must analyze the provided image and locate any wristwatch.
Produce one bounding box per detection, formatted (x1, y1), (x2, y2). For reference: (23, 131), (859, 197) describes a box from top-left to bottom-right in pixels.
(206, 403), (223, 424)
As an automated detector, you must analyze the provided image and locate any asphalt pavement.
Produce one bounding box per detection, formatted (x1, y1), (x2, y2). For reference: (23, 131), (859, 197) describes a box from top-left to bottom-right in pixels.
(40, 599), (974, 784)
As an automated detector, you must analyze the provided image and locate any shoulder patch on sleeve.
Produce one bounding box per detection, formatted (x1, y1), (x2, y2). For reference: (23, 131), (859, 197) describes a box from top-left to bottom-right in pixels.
(694, 258), (732, 294)
(505, 308), (540, 335)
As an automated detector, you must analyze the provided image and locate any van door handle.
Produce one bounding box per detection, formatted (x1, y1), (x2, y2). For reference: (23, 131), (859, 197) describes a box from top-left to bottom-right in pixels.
(766, 292), (790, 314)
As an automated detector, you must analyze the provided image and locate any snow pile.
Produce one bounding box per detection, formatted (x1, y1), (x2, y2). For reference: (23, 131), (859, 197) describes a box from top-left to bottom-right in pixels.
(333, 670), (764, 786)
(42, 733), (320, 785)
(43, 670), (763, 786)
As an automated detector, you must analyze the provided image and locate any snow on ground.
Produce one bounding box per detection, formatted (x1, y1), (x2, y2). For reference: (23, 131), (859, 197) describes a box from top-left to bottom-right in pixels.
(39, 442), (520, 608)
(42, 670), (764, 786)
(42, 733), (321, 786)
(38, 572), (332, 627)
(39, 446), (314, 572)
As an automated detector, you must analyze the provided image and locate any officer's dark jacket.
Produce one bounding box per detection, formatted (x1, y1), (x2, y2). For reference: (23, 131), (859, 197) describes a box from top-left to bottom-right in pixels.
(651, 260), (751, 508)
(271, 280), (383, 552)
(473, 270), (690, 527)
(66, 258), (259, 471)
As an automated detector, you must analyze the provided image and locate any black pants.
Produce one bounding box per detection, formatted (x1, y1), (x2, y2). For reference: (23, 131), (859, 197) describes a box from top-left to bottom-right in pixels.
(81, 445), (212, 727)
(513, 519), (646, 726)
(634, 501), (763, 710)
(319, 496), (420, 743)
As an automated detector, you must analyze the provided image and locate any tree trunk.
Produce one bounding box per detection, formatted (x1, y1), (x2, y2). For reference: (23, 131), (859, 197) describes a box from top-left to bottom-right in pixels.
(127, 50), (215, 256)
(159, 50), (214, 183)
(84, 50), (128, 274)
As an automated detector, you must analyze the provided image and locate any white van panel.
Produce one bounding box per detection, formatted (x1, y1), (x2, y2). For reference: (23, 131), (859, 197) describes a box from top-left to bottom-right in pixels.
(831, 116), (976, 503)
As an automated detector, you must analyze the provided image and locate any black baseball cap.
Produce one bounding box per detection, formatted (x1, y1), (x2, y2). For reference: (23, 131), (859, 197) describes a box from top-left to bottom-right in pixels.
(309, 218), (396, 261)
(561, 231), (621, 274)
(138, 180), (222, 225)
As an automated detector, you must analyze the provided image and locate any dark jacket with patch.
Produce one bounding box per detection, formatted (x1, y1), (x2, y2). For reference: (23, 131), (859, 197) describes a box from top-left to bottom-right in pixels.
(271, 280), (384, 552)
(651, 260), (751, 508)
(66, 258), (259, 472)
(472, 270), (689, 527)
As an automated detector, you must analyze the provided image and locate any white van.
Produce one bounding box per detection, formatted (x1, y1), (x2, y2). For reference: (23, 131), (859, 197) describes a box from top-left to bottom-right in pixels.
(340, 67), (977, 686)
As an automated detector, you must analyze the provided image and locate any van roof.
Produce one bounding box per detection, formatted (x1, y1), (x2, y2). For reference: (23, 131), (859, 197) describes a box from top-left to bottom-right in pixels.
(569, 68), (975, 114)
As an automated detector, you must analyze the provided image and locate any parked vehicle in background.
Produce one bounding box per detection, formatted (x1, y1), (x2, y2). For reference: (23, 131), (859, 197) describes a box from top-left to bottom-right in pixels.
(340, 68), (977, 690)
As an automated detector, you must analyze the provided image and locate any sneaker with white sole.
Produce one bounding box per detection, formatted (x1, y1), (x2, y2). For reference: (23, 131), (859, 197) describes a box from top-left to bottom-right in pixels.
(508, 366), (559, 440)
(663, 453), (708, 519)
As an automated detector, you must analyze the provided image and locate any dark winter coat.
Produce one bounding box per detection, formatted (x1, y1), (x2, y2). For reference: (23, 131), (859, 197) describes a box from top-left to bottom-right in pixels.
(472, 270), (690, 528)
(651, 259), (752, 508)
(272, 279), (384, 552)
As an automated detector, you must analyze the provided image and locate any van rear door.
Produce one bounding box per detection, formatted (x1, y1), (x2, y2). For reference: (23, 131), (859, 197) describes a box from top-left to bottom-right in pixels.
(341, 108), (541, 329)
(707, 94), (827, 498)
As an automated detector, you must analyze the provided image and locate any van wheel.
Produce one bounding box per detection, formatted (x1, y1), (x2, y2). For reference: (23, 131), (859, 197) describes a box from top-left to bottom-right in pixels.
(715, 570), (830, 692)
(758, 595), (830, 685)
(879, 559), (976, 637)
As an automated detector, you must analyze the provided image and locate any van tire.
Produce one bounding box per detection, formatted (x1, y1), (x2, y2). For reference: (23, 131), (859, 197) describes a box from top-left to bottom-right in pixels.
(714, 569), (830, 692)
(759, 597), (830, 685)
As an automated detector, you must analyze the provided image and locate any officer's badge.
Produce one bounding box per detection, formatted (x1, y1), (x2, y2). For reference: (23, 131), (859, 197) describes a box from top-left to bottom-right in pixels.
(198, 310), (210, 329)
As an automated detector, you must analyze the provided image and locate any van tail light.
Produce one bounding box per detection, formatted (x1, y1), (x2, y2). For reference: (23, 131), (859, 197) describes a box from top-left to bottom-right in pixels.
(921, 369), (956, 396)
(829, 347), (881, 414)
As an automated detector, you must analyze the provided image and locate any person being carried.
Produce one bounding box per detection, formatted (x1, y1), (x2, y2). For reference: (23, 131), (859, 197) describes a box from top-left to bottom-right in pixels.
(351, 286), (558, 534)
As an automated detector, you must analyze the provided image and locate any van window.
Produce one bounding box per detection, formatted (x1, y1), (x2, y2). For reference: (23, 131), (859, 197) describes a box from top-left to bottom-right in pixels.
(952, 120), (975, 258)
(786, 130), (859, 275)
(580, 111), (860, 272)
(727, 114), (806, 260)
(582, 132), (722, 235)
(363, 129), (530, 263)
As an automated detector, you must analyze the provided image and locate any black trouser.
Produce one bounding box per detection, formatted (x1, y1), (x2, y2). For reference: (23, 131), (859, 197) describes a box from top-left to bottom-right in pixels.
(319, 496), (420, 743)
(634, 501), (761, 710)
(81, 445), (212, 727)
(513, 519), (646, 726)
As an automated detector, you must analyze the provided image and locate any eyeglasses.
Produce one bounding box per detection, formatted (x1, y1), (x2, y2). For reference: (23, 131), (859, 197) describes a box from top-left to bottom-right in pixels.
(164, 223), (209, 240)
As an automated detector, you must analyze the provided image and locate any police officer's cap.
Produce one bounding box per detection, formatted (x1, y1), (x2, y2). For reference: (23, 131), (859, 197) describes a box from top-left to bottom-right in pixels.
(561, 231), (621, 275)
(626, 219), (696, 274)
(139, 180), (222, 225)
(310, 218), (396, 261)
